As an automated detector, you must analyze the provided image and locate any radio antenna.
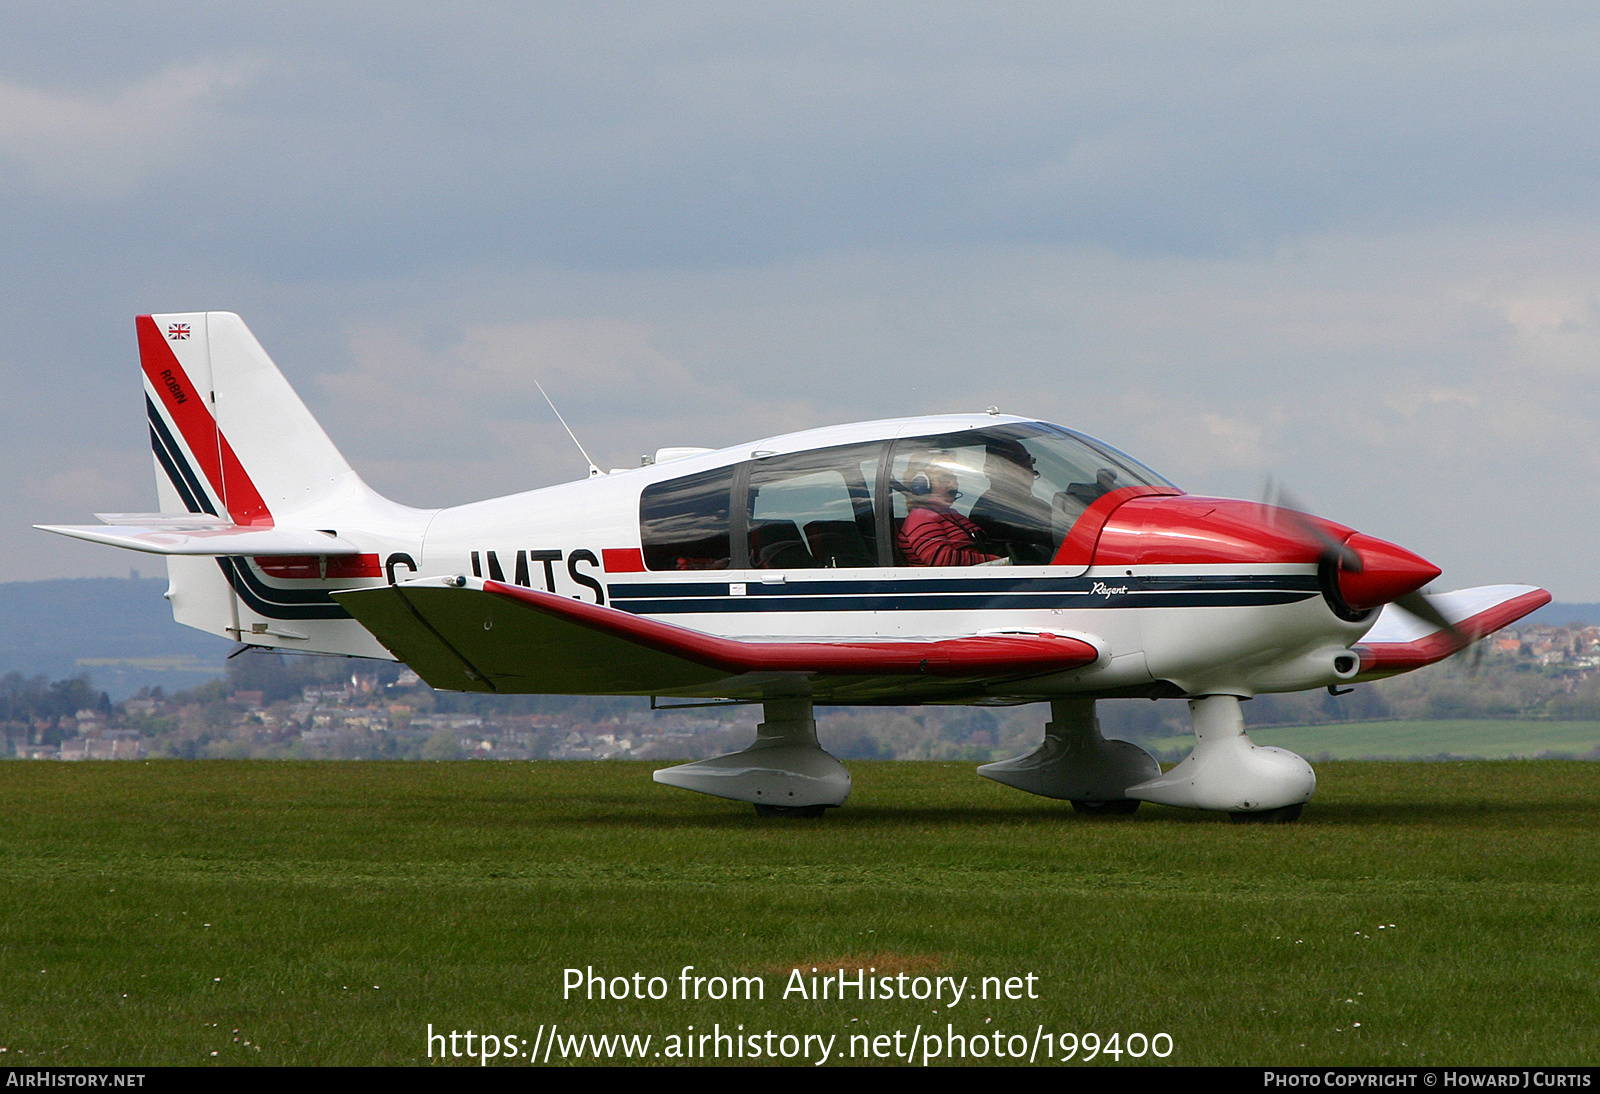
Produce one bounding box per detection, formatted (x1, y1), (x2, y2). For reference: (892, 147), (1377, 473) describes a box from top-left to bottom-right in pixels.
(533, 379), (603, 478)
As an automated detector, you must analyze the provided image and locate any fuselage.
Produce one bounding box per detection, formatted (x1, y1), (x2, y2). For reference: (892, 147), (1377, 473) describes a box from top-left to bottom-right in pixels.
(225, 412), (1432, 701)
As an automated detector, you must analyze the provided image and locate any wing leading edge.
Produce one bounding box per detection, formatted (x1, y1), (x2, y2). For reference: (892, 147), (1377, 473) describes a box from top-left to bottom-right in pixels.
(1352, 584), (1550, 680)
(332, 578), (1100, 697)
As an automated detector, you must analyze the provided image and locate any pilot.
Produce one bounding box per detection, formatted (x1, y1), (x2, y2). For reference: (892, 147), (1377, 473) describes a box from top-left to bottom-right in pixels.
(897, 458), (1002, 567)
(967, 438), (1054, 563)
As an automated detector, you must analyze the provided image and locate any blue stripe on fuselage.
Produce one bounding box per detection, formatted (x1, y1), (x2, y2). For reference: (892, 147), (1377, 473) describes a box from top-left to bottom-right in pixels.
(148, 398), (351, 622)
(605, 574), (1320, 615)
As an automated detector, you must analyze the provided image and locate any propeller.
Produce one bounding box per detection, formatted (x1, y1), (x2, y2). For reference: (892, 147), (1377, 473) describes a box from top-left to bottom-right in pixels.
(1260, 477), (1463, 647)
(1393, 589), (1460, 641)
(1466, 636), (1488, 675)
(1261, 477), (1363, 574)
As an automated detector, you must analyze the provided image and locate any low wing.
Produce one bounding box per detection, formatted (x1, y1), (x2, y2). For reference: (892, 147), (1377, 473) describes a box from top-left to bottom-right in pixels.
(35, 517), (362, 556)
(333, 577), (1099, 698)
(1352, 584), (1550, 680)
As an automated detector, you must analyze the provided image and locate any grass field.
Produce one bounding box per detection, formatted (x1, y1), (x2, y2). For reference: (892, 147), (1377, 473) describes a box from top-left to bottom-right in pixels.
(1149, 719), (1600, 760)
(0, 759), (1596, 1067)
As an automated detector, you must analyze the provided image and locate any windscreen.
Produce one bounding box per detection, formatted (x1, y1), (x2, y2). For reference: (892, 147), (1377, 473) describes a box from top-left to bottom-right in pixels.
(889, 423), (1176, 565)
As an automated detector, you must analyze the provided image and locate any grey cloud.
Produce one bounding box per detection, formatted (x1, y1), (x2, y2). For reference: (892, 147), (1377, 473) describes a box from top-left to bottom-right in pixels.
(7, 4), (1600, 274)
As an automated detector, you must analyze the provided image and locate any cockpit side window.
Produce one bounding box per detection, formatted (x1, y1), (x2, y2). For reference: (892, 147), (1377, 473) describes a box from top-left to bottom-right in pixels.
(638, 425), (1166, 573)
(744, 443), (882, 569)
(640, 465), (735, 571)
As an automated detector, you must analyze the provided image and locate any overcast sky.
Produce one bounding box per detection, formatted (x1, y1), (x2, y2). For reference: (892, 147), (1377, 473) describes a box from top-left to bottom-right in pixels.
(8, 3), (1600, 597)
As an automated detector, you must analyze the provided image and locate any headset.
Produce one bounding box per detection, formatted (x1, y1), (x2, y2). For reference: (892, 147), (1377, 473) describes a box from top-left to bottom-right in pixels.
(897, 454), (959, 499)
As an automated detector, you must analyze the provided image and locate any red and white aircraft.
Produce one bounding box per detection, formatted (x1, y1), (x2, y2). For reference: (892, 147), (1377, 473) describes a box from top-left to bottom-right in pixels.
(39, 313), (1549, 821)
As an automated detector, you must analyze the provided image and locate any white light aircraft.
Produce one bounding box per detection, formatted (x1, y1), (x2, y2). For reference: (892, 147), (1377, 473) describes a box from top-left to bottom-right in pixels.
(39, 313), (1550, 821)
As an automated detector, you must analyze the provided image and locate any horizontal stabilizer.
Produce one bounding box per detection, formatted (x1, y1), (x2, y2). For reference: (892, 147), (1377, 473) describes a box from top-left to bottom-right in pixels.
(96, 512), (233, 528)
(34, 522), (364, 556)
(333, 577), (1099, 695)
(1353, 584), (1551, 679)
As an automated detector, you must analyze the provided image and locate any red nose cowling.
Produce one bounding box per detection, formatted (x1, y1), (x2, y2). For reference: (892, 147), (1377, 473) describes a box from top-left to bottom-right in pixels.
(1086, 496), (1440, 610)
(1335, 533), (1440, 609)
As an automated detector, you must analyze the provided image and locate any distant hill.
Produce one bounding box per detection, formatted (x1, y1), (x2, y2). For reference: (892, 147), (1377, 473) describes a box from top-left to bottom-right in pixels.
(1525, 602), (1600, 627)
(0, 576), (232, 699)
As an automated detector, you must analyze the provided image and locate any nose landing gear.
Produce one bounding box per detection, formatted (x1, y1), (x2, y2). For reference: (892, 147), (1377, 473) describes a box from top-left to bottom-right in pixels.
(1126, 694), (1314, 819)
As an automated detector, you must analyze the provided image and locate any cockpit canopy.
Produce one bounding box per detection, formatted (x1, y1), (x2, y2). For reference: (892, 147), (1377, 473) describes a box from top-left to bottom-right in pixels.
(639, 423), (1175, 571)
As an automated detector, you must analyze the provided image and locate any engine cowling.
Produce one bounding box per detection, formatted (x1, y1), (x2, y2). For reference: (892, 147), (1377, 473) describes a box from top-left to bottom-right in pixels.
(1089, 496), (1439, 616)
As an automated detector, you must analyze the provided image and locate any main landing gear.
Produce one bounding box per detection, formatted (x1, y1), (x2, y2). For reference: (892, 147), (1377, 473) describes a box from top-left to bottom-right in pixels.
(652, 697), (850, 816)
(983, 694), (1316, 821)
(753, 804), (830, 818)
(977, 697), (1161, 813)
(652, 693), (1316, 822)
(1072, 798), (1142, 816)
(1229, 803), (1304, 824)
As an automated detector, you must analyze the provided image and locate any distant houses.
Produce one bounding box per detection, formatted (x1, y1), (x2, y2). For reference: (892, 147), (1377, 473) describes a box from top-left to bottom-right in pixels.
(10, 621), (1600, 763)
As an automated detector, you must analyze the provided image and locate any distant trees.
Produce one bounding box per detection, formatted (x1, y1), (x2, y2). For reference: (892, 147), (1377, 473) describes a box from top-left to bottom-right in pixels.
(1546, 673), (1600, 720)
(419, 729), (464, 761)
(0, 672), (105, 721)
(223, 650), (357, 704)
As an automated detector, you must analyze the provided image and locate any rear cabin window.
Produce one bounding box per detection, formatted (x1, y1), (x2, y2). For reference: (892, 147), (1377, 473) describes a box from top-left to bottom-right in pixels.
(745, 443), (881, 569)
(640, 465), (734, 571)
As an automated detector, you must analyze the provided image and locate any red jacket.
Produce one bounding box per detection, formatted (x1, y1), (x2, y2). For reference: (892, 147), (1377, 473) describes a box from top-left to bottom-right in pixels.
(899, 505), (998, 566)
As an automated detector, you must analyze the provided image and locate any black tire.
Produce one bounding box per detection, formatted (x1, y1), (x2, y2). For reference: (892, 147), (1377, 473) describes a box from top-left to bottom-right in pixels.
(1071, 798), (1141, 816)
(754, 803), (828, 818)
(1228, 803), (1304, 824)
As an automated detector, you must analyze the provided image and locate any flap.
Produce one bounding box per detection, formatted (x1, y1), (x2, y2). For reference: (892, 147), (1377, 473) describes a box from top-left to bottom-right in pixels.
(333, 581), (741, 694)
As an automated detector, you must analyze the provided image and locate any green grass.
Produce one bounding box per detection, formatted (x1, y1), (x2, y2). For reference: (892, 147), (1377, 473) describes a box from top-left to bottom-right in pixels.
(0, 760), (1597, 1066)
(1148, 719), (1600, 760)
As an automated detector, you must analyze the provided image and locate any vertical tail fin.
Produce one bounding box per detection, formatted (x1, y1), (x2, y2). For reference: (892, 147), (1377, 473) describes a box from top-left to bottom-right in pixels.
(141, 311), (360, 523)
(139, 312), (416, 658)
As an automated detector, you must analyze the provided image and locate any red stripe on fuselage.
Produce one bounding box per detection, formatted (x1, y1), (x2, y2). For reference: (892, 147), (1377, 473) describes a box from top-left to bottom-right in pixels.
(137, 315), (273, 527)
(602, 548), (646, 573)
(254, 555), (382, 580)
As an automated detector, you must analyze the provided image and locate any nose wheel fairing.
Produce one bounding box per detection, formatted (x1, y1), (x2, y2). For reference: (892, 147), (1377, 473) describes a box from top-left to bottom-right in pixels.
(1125, 694), (1315, 814)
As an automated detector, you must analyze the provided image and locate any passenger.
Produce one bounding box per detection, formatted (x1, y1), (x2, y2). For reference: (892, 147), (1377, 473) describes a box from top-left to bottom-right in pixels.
(967, 438), (1054, 563)
(897, 460), (1002, 567)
